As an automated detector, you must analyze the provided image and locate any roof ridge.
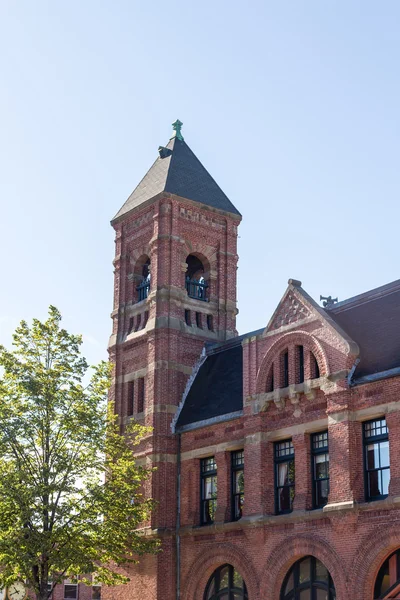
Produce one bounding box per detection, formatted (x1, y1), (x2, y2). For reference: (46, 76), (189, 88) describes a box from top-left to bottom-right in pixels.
(166, 138), (232, 206)
(329, 278), (400, 313)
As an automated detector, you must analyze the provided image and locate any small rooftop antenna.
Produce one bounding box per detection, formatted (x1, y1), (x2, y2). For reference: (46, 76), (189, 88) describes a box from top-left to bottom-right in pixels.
(320, 295), (338, 308)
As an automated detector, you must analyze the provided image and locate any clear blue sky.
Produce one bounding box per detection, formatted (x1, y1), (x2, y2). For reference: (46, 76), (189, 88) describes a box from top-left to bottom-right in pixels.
(1, 1), (400, 366)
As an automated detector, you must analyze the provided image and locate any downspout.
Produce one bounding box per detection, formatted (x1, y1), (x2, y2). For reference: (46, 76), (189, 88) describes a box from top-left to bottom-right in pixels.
(176, 432), (181, 600)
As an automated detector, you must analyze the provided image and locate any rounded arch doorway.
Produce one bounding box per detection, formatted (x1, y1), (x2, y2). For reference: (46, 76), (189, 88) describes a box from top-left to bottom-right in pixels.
(204, 564), (248, 600)
(281, 556), (336, 600)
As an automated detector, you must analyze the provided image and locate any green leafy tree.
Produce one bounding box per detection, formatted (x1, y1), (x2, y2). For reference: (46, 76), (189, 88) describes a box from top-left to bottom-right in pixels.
(0, 307), (158, 600)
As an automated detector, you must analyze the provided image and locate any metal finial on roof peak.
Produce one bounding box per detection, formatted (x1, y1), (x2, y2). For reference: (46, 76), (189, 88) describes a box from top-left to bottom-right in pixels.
(171, 119), (184, 141)
(320, 295), (338, 308)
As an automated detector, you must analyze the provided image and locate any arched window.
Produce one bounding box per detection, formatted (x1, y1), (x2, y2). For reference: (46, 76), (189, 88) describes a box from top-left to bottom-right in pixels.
(134, 255), (151, 302)
(204, 564), (248, 600)
(374, 548), (400, 599)
(185, 254), (208, 301)
(281, 556), (336, 600)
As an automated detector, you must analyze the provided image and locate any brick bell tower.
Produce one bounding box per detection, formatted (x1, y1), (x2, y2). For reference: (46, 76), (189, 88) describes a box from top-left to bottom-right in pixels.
(108, 120), (241, 599)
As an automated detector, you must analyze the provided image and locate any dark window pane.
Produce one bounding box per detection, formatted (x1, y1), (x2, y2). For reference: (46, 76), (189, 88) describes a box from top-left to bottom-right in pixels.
(233, 570), (243, 589)
(278, 463), (290, 486)
(316, 479), (330, 505)
(299, 557), (311, 583)
(92, 587), (101, 600)
(206, 578), (215, 599)
(219, 566), (229, 591)
(276, 440), (294, 457)
(315, 560), (329, 583)
(64, 586), (77, 599)
(278, 486), (292, 512)
(315, 454), (329, 479)
(368, 470), (380, 498)
(367, 444), (380, 470)
(284, 572), (294, 594)
(280, 557), (335, 600)
(235, 471), (244, 493)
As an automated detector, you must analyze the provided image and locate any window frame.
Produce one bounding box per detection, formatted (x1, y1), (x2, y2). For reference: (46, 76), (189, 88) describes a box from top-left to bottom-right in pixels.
(363, 417), (390, 502)
(231, 450), (244, 521)
(311, 431), (330, 509)
(200, 457), (217, 525)
(204, 564), (248, 600)
(274, 440), (295, 515)
(64, 584), (78, 600)
(280, 555), (336, 600)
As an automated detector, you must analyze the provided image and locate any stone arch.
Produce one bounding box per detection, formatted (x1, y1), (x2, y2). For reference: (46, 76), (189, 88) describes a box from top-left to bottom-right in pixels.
(256, 330), (329, 393)
(132, 253), (150, 278)
(130, 245), (151, 271)
(182, 542), (259, 600)
(351, 526), (400, 600)
(181, 240), (217, 275)
(259, 534), (347, 600)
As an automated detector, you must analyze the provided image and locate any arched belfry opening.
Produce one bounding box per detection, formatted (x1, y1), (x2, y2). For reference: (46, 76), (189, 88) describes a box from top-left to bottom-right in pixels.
(134, 255), (151, 302)
(185, 254), (209, 301)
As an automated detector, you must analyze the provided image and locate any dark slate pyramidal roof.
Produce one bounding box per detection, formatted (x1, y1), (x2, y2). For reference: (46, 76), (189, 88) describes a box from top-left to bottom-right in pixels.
(112, 121), (241, 223)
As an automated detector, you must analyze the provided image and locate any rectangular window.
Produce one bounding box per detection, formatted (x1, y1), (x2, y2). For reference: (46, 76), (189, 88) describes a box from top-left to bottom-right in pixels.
(275, 440), (295, 514)
(201, 457), (217, 525)
(231, 450), (244, 521)
(127, 381), (134, 416)
(137, 378), (145, 413)
(283, 351), (289, 387)
(185, 309), (191, 326)
(196, 312), (202, 328)
(47, 581), (53, 597)
(64, 585), (77, 600)
(92, 587), (101, 600)
(207, 314), (213, 331)
(364, 418), (390, 501)
(311, 431), (329, 508)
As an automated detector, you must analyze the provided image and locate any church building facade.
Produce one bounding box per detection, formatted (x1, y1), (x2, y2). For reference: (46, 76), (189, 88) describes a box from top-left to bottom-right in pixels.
(107, 121), (400, 600)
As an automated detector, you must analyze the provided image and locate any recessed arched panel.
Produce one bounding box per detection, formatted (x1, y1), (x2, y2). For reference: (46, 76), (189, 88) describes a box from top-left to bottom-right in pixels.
(280, 555), (336, 600)
(204, 564), (248, 600)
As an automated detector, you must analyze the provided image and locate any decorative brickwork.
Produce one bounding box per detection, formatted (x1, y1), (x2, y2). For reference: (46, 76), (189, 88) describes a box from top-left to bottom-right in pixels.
(106, 129), (400, 600)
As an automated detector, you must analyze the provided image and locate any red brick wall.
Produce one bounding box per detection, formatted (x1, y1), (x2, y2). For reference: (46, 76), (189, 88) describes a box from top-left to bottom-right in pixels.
(108, 194), (400, 600)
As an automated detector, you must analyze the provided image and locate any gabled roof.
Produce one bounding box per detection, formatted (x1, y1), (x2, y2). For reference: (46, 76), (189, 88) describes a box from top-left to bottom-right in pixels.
(112, 135), (241, 223)
(327, 279), (400, 380)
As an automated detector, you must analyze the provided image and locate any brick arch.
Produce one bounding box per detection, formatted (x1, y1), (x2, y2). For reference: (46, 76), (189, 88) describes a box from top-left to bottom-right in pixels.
(182, 542), (259, 600)
(351, 526), (400, 600)
(181, 240), (218, 272)
(259, 534), (347, 600)
(256, 330), (329, 393)
(129, 245), (151, 266)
